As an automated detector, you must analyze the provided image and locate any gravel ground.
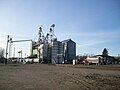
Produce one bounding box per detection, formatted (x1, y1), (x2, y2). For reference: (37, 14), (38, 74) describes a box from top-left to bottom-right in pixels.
(0, 64), (120, 90)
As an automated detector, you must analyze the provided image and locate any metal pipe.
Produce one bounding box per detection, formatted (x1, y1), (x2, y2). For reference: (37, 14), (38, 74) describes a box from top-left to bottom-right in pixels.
(11, 39), (32, 43)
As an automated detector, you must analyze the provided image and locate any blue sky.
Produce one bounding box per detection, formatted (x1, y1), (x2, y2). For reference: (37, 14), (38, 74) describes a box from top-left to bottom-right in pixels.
(0, 0), (120, 57)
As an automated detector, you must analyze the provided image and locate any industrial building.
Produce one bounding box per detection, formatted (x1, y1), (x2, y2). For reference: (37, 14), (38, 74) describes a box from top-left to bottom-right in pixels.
(27, 24), (76, 64)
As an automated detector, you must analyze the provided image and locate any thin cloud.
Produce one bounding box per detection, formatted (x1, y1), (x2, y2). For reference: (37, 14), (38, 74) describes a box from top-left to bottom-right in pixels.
(59, 30), (120, 44)
(66, 30), (120, 38)
(77, 40), (109, 48)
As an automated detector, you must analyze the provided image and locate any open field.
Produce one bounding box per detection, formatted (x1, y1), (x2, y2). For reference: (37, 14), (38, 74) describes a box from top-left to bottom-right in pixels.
(0, 64), (120, 90)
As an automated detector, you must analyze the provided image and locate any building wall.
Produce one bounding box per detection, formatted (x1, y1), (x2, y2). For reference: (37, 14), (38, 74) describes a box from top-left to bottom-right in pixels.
(38, 44), (51, 63)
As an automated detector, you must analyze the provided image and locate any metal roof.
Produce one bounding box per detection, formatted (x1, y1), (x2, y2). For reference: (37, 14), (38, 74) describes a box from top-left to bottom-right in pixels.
(61, 38), (75, 43)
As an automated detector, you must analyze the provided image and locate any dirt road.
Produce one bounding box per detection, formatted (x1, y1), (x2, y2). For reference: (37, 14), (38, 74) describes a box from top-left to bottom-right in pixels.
(0, 64), (120, 90)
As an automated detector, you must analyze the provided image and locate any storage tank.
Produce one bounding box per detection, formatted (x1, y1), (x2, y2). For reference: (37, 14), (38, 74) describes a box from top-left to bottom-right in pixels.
(29, 41), (34, 56)
(51, 40), (64, 64)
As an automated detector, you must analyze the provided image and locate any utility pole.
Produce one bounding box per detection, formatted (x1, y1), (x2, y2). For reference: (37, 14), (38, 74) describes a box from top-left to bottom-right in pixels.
(5, 35), (9, 64)
(21, 50), (22, 62)
(9, 38), (12, 59)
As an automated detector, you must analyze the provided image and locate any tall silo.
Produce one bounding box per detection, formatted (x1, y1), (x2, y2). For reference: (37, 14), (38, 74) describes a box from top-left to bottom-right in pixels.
(58, 41), (64, 64)
(42, 43), (51, 63)
(51, 39), (64, 64)
(62, 39), (76, 64)
(51, 40), (58, 64)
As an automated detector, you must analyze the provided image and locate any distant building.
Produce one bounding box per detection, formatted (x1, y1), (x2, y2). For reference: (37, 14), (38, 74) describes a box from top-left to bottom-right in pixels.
(62, 39), (76, 63)
(83, 55), (118, 65)
(96, 55), (118, 65)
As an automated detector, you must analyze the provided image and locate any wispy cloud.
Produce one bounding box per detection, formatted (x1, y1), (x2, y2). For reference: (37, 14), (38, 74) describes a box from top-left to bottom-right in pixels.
(76, 40), (109, 48)
(59, 29), (120, 49)
(66, 30), (120, 39)
(58, 30), (120, 43)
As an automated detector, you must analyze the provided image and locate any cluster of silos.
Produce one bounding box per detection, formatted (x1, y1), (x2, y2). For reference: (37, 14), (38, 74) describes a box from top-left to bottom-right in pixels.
(29, 38), (76, 64)
(51, 38), (76, 64)
(28, 25), (76, 64)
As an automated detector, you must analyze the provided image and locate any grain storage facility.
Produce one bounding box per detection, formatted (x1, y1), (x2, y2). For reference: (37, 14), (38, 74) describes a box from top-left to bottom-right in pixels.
(27, 24), (76, 64)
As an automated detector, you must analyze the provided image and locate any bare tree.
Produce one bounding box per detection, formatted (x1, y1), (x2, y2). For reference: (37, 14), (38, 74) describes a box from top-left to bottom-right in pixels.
(0, 47), (5, 63)
(0, 47), (4, 58)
